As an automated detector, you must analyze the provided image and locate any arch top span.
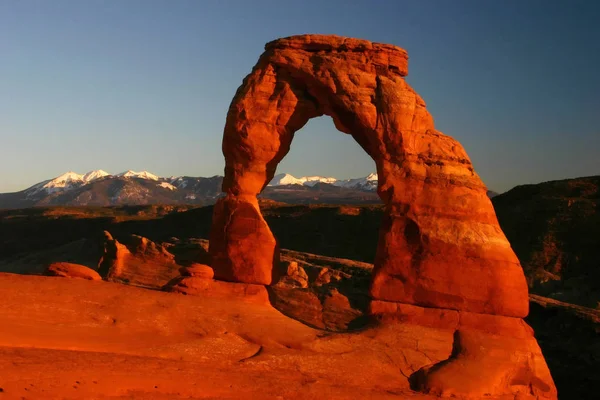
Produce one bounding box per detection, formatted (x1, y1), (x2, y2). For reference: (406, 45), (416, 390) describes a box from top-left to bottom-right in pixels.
(210, 34), (530, 319)
(221, 34), (428, 198)
(264, 34), (409, 77)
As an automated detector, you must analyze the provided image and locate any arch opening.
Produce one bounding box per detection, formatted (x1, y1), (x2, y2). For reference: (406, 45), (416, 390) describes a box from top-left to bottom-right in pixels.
(263, 115), (381, 206)
(257, 115), (383, 272)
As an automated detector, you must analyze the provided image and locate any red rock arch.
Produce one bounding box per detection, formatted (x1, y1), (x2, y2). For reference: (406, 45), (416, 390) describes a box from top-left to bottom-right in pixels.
(209, 35), (528, 318)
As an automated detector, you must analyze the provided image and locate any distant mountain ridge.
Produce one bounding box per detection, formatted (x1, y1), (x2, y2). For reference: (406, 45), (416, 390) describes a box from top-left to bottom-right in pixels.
(0, 169), (501, 209)
(25, 170), (158, 196)
(26, 170), (111, 195)
(0, 170), (384, 209)
(268, 172), (378, 191)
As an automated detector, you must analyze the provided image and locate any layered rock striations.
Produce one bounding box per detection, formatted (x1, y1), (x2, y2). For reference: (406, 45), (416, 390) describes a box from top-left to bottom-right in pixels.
(207, 34), (557, 399)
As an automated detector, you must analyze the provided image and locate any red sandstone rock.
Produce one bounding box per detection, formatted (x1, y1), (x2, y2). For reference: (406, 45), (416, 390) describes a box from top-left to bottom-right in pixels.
(209, 196), (279, 285)
(179, 263), (214, 279)
(279, 261), (309, 288)
(100, 231), (180, 288)
(163, 276), (269, 305)
(370, 300), (556, 399)
(268, 251), (372, 332)
(205, 34), (556, 398)
(314, 267), (345, 286)
(46, 262), (101, 281)
(210, 34), (528, 318)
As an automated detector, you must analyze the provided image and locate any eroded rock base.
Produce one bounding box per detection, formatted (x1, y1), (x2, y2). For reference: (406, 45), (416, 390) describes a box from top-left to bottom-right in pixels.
(371, 301), (557, 399)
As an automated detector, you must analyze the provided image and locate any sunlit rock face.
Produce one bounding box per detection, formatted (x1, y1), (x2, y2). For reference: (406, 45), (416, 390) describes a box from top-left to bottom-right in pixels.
(208, 34), (556, 399)
(210, 34), (527, 317)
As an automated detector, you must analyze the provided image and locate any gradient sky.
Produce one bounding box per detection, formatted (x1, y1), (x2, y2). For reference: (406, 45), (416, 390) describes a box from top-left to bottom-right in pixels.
(1, 0), (599, 193)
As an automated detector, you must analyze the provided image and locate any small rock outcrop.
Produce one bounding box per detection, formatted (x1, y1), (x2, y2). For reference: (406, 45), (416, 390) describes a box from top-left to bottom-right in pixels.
(278, 261), (309, 288)
(163, 276), (269, 304)
(179, 263), (214, 279)
(207, 34), (557, 398)
(269, 254), (371, 332)
(46, 262), (102, 280)
(99, 231), (180, 288)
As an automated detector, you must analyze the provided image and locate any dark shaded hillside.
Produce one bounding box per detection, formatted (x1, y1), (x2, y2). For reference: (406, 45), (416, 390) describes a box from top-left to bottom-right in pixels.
(0, 205), (198, 261)
(0, 177), (221, 208)
(261, 184), (381, 204)
(0, 176), (380, 209)
(262, 204), (383, 261)
(0, 203), (383, 265)
(492, 176), (600, 308)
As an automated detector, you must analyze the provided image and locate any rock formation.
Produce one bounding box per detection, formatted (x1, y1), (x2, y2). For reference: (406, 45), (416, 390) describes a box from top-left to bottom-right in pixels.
(46, 262), (102, 280)
(209, 34), (527, 316)
(99, 231), (181, 288)
(208, 34), (557, 398)
(179, 263), (214, 279)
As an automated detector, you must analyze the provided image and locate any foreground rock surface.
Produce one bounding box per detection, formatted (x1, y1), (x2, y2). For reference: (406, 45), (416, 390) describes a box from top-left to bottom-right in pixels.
(0, 204), (594, 397)
(372, 301), (555, 398)
(164, 276), (270, 305)
(268, 253), (556, 398)
(0, 273), (555, 399)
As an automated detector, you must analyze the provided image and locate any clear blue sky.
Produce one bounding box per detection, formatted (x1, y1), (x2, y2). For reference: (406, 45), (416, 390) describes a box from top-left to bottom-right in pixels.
(1, 0), (598, 193)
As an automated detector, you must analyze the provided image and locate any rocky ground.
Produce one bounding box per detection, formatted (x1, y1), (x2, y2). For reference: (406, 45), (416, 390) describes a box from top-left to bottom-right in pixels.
(0, 270), (559, 400)
(0, 200), (598, 398)
(0, 273), (420, 400)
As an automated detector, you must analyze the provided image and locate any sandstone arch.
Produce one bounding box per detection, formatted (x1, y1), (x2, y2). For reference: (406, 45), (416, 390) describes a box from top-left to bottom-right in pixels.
(209, 34), (528, 318)
(205, 35), (557, 399)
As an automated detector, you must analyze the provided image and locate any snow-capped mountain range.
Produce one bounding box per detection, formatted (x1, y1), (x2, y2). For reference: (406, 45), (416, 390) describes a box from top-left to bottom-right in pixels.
(0, 170), (382, 209)
(268, 173), (378, 191)
(0, 170), (499, 209)
(25, 170), (160, 196)
(24, 170), (379, 196)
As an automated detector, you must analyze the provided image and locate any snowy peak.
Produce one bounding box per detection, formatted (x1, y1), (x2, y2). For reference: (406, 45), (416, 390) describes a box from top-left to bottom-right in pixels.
(269, 173), (340, 187)
(25, 169), (161, 196)
(22, 170), (378, 199)
(82, 170), (110, 182)
(270, 173), (306, 186)
(117, 170), (159, 181)
(268, 173), (378, 191)
(50, 171), (84, 185)
(26, 171), (86, 195)
(335, 173), (378, 190)
(302, 176), (338, 187)
(40, 170), (110, 188)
